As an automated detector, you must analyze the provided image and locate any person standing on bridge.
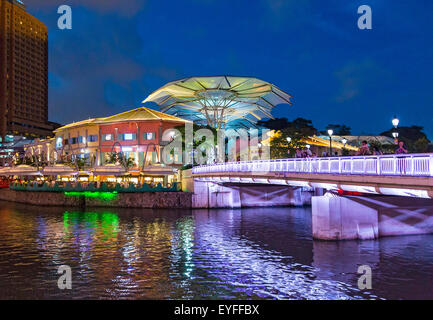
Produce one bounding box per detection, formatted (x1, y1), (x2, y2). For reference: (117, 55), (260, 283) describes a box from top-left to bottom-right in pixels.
(395, 140), (408, 174)
(356, 141), (371, 156)
(395, 140), (408, 154)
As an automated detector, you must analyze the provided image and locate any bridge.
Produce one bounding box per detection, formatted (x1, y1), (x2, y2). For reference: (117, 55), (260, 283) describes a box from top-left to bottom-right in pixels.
(185, 153), (433, 241)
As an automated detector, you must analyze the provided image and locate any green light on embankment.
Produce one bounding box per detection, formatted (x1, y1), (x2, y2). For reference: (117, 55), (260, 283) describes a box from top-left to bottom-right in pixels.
(64, 191), (119, 202)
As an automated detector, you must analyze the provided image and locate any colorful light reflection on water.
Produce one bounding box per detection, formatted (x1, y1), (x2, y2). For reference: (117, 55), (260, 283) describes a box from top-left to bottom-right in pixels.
(0, 201), (433, 299)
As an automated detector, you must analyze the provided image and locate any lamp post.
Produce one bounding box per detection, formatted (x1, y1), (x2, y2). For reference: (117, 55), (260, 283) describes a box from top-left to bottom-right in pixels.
(392, 132), (399, 144)
(286, 137), (292, 157)
(327, 129), (333, 156)
(341, 138), (348, 156)
(392, 116), (400, 144)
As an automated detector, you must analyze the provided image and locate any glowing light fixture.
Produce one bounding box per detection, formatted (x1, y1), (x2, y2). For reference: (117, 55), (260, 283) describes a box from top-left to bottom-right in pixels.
(392, 116), (399, 128)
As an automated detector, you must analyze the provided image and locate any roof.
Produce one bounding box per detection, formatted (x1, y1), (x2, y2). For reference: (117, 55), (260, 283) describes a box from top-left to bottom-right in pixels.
(305, 136), (358, 151)
(98, 107), (191, 124)
(54, 107), (190, 132)
(143, 76), (292, 129)
(54, 118), (102, 133)
(319, 135), (396, 146)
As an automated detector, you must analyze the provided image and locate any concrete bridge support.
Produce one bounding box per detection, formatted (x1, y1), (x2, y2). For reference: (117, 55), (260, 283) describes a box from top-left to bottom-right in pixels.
(312, 193), (433, 240)
(192, 180), (312, 209)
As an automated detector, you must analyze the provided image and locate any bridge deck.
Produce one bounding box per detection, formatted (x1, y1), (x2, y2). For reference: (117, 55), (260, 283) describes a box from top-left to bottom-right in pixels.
(192, 154), (433, 198)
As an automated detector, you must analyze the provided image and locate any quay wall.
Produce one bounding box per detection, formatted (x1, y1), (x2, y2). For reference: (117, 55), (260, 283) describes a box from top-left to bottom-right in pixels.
(0, 189), (192, 209)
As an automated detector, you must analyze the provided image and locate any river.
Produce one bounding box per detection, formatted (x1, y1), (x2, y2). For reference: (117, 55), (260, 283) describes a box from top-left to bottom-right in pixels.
(0, 200), (432, 299)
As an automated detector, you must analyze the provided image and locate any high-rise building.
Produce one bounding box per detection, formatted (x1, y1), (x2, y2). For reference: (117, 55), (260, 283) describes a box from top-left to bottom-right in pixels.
(0, 0), (57, 140)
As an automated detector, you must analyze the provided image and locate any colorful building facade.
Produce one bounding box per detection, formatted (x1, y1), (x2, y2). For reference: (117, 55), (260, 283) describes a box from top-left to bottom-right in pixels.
(52, 107), (190, 167)
(24, 107), (191, 184)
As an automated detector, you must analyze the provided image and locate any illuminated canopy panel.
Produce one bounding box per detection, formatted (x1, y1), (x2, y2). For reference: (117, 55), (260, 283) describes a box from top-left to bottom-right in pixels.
(143, 76), (292, 129)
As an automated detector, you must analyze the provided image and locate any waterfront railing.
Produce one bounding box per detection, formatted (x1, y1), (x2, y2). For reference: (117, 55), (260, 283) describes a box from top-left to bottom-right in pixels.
(193, 153), (433, 177)
(9, 181), (182, 193)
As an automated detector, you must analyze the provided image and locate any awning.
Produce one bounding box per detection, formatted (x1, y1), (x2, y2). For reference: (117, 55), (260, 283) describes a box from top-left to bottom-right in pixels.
(93, 164), (127, 176)
(8, 165), (41, 176)
(0, 167), (11, 177)
(42, 164), (75, 176)
(141, 166), (175, 176)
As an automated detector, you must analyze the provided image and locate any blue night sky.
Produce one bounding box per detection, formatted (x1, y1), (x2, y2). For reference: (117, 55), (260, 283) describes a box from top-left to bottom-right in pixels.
(26, 0), (433, 137)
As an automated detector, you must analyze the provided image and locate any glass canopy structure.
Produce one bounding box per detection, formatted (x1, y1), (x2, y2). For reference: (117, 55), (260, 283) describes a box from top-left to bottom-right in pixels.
(143, 76), (292, 129)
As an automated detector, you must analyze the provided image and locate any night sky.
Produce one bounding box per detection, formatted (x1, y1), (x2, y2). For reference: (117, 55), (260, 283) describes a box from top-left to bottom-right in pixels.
(25, 0), (433, 137)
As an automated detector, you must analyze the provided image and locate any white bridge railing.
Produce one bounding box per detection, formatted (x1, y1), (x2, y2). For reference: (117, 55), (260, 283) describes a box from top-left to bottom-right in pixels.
(192, 154), (433, 177)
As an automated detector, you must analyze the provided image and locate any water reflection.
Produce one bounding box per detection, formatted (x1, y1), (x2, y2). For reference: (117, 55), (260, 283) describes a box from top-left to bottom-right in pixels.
(0, 201), (432, 299)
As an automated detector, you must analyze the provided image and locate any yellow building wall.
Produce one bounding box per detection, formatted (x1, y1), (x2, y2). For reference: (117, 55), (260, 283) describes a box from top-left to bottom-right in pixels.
(55, 124), (100, 157)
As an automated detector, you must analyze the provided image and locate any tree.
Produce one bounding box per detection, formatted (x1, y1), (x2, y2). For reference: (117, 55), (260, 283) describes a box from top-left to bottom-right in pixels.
(174, 123), (218, 166)
(107, 152), (135, 170)
(257, 118), (290, 131)
(380, 125), (430, 153)
(267, 118), (318, 158)
(381, 125), (427, 141)
(323, 124), (352, 136)
(413, 137), (430, 153)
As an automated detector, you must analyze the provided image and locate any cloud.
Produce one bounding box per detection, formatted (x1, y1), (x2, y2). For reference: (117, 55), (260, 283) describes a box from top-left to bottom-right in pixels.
(26, 0), (145, 17)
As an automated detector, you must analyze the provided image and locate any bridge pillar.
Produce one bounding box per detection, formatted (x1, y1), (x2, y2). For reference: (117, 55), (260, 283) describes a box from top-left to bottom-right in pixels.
(193, 181), (312, 208)
(312, 193), (379, 240)
(312, 193), (433, 240)
(192, 180), (241, 209)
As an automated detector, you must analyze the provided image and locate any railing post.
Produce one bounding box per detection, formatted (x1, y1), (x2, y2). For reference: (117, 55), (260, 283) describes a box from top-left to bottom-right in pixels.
(410, 155), (415, 176)
(376, 156), (382, 176)
(430, 155), (433, 177)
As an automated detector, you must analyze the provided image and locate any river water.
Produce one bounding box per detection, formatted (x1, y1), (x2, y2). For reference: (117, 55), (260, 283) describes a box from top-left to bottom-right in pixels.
(0, 200), (432, 300)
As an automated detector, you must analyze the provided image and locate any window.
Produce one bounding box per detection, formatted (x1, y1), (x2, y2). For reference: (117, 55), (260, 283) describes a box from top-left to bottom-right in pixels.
(78, 136), (86, 144)
(118, 133), (136, 141)
(56, 136), (63, 148)
(69, 137), (78, 145)
(102, 134), (113, 141)
(123, 133), (135, 141)
(88, 135), (98, 142)
(143, 132), (155, 140)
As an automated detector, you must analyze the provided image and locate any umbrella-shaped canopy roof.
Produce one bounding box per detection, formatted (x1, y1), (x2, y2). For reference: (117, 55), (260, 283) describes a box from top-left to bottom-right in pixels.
(143, 76), (292, 129)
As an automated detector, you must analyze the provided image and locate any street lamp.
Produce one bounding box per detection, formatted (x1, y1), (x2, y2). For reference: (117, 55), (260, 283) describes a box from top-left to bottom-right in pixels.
(286, 137), (291, 143)
(327, 129), (333, 156)
(392, 132), (399, 145)
(342, 138), (347, 146)
(392, 116), (399, 128)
